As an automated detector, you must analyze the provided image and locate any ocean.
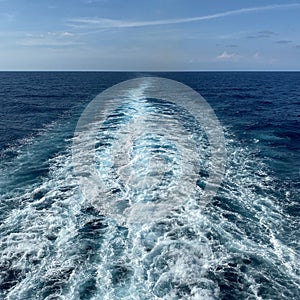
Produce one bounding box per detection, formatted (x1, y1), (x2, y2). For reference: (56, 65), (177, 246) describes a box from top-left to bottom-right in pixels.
(0, 72), (299, 299)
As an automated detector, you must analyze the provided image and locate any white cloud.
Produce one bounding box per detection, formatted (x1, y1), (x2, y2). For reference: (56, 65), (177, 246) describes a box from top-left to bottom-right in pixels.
(68, 3), (300, 29)
(216, 51), (237, 60)
(253, 52), (261, 60)
(61, 32), (75, 37)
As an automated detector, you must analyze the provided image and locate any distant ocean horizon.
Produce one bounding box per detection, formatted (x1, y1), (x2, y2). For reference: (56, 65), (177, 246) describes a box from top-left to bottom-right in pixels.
(0, 72), (299, 299)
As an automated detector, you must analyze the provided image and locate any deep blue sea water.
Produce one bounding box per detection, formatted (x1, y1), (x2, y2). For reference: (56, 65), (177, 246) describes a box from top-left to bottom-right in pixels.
(0, 72), (299, 299)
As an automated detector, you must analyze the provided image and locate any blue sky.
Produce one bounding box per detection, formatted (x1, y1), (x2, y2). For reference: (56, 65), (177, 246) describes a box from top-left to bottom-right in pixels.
(0, 0), (299, 70)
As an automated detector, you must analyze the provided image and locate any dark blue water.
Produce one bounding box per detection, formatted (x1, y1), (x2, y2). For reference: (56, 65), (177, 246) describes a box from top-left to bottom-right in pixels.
(0, 72), (299, 299)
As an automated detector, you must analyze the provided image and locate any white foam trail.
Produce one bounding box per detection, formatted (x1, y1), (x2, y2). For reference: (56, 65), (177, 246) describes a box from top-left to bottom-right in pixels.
(0, 78), (299, 299)
(72, 77), (226, 224)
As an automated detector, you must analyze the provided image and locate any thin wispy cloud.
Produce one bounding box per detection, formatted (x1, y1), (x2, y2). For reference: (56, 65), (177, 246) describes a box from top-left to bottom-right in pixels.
(257, 30), (277, 37)
(247, 30), (277, 39)
(225, 44), (239, 48)
(84, 0), (108, 3)
(217, 31), (248, 40)
(68, 3), (300, 29)
(275, 40), (292, 44)
(18, 32), (77, 47)
(1, 13), (15, 22)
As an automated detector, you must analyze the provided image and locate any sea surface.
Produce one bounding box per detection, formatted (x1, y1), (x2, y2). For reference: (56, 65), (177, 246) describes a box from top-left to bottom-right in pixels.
(0, 72), (299, 299)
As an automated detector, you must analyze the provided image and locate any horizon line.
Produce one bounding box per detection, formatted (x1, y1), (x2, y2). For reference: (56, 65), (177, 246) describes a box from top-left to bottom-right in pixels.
(1, 70), (300, 72)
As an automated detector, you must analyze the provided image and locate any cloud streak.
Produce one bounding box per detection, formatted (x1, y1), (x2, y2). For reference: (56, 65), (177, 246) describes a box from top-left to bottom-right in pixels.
(18, 32), (77, 47)
(68, 3), (300, 29)
(275, 40), (292, 44)
(247, 30), (277, 39)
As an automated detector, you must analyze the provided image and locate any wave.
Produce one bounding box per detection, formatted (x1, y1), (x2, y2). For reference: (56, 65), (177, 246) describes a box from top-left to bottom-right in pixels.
(0, 79), (299, 299)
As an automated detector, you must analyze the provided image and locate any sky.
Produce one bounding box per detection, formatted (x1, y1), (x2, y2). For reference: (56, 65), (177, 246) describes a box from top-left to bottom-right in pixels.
(0, 0), (300, 71)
